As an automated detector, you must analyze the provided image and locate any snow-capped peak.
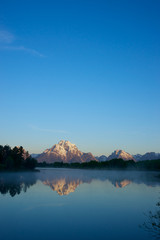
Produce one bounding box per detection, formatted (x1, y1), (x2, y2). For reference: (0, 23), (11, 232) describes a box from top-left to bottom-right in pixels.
(58, 140), (76, 150)
(37, 140), (97, 163)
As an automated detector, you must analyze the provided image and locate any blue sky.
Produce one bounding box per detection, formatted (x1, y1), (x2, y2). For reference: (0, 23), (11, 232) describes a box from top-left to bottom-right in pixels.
(0, 0), (160, 155)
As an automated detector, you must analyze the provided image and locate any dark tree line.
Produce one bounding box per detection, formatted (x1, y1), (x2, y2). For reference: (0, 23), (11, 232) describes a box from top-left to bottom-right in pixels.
(37, 158), (160, 171)
(0, 145), (37, 170)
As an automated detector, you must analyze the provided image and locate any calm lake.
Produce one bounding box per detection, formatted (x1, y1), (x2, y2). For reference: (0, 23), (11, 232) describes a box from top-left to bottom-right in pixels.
(0, 169), (160, 240)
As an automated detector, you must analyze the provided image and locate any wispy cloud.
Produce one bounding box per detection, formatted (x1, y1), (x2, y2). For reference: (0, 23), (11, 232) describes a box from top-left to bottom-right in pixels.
(0, 45), (44, 57)
(0, 30), (15, 43)
(29, 124), (69, 134)
(0, 29), (44, 57)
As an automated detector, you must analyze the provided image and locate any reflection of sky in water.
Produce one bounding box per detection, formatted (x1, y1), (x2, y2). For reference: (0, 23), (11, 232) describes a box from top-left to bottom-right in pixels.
(0, 169), (160, 240)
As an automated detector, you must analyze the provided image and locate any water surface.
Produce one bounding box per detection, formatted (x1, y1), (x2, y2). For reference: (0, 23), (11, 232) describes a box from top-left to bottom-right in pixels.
(0, 169), (160, 240)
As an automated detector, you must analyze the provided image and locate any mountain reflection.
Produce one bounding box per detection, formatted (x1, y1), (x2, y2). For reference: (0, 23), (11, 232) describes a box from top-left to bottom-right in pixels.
(0, 170), (160, 197)
(43, 178), (131, 195)
(43, 178), (83, 195)
(115, 179), (131, 188)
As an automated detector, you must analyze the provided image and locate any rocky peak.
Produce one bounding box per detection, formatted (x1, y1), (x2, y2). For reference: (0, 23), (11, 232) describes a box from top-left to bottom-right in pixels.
(108, 149), (135, 161)
(37, 140), (97, 163)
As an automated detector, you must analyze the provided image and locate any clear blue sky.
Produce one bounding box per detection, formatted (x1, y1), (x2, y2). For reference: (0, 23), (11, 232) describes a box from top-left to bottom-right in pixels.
(0, 0), (160, 156)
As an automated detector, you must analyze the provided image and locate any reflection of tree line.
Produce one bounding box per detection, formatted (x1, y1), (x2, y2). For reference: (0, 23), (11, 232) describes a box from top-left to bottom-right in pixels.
(0, 171), (160, 197)
(0, 174), (37, 197)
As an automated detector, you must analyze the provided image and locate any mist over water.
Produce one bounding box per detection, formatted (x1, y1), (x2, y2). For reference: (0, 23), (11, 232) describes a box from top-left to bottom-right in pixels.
(0, 169), (160, 240)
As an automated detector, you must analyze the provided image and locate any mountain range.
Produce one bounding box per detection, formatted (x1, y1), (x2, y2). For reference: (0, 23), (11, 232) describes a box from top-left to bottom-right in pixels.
(133, 152), (160, 161)
(33, 140), (160, 163)
(96, 151), (160, 161)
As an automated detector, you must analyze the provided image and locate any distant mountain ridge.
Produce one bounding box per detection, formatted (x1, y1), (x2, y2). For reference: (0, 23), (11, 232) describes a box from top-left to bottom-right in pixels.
(33, 140), (160, 163)
(133, 152), (160, 161)
(97, 151), (160, 162)
(31, 153), (40, 158)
